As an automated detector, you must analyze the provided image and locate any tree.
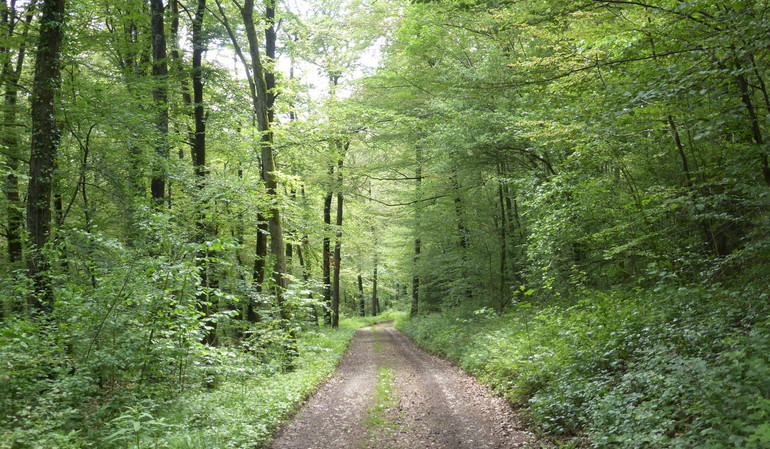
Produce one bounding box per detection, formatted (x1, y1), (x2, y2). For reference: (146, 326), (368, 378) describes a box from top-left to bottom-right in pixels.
(190, 0), (216, 345)
(331, 150), (345, 327)
(149, 0), (168, 204)
(215, 0), (292, 339)
(1, 0), (34, 264)
(411, 145), (422, 316)
(26, 0), (66, 311)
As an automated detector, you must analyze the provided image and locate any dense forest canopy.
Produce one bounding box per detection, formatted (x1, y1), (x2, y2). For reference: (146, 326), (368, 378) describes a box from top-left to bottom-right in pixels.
(1, 0), (769, 447)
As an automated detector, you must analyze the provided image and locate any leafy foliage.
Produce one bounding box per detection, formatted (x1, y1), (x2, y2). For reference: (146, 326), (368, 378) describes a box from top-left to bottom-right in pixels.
(399, 282), (770, 448)
(3, 0), (770, 446)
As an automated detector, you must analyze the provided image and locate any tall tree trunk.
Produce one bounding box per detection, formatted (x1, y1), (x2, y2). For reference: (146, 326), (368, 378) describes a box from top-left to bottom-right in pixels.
(296, 235), (317, 324)
(250, 214), (268, 321)
(330, 148), (346, 327)
(237, 0), (288, 309)
(191, 0), (206, 177)
(371, 262), (379, 317)
(358, 273), (365, 317)
(150, 0), (169, 204)
(322, 185), (333, 325)
(450, 169), (473, 301)
(412, 237), (420, 315)
(234, 1), (292, 365)
(247, 217), (267, 323)
(26, 0), (66, 312)
(497, 165), (509, 313)
(667, 115), (693, 188)
(668, 114), (729, 256)
(296, 186), (314, 315)
(331, 156), (344, 329)
(213, 0), (267, 324)
(2, 3), (33, 264)
(734, 71), (770, 187)
(502, 171), (524, 285)
(109, 7), (145, 244)
(411, 146), (422, 316)
(190, 0), (216, 346)
(169, 0), (194, 161)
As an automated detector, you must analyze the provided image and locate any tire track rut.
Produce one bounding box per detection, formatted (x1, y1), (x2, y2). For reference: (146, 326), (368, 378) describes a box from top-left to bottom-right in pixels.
(269, 322), (542, 449)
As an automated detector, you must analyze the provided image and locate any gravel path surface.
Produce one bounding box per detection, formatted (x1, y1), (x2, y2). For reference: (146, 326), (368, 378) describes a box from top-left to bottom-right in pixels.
(268, 322), (544, 449)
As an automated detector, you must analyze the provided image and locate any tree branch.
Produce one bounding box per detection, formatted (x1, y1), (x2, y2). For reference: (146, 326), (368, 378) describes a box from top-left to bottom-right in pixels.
(351, 191), (446, 207)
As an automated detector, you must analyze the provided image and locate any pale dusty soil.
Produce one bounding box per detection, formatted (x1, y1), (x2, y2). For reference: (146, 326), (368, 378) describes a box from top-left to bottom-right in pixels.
(268, 322), (546, 449)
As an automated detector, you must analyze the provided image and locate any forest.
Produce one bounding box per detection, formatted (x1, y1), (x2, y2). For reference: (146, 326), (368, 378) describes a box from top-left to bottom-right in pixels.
(1, 0), (769, 447)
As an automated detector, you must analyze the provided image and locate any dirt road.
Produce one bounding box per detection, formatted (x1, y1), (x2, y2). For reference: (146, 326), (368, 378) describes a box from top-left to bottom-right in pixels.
(268, 322), (542, 449)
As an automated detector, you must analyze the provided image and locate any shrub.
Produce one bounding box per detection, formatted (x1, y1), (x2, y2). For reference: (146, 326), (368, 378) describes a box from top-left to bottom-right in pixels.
(398, 284), (770, 448)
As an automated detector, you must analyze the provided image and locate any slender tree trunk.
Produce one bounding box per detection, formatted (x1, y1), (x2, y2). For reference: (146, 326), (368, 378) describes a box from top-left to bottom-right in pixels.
(191, 1), (206, 176)
(3, 122), (23, 263)
(322, 185), (333, 325)
(239, 1), (294, 366)
(331, 186), (343, 327)
(296, 238), (317, 324)
(237, 0), (288, 313)
(248, 214), (268, 323)
(411, 238), (420, 315)
(450, 170), (469, 250)
(216, 0), (277, 322)
(734, 71), (770, 187)
(668, 114), (729, 256)
(169, 0), (194, 161)
(331, 153), (345, 328)
(149, 0), (169, 203)
(450, 169), (472, 301)
(358, 273), (365, 317)
(64, 127), (97, 287)
(497, 165), (509, 313)
(502, 172), (524, 285)
(26, 0), (66, 312)
(667, 115), (693, 188)
(296, 238), (308, 282)
(296, 187), (313, 308)
(252, 215), (268, 279)
(411, 146), (422, 316)
(371, 262), (379, 317)
(285, 221), (293, 267)
(191, 3), (206, 176)
(111, 11), (145, 244)
(190, 0), (215, 346)
(2, 2), (33, 264)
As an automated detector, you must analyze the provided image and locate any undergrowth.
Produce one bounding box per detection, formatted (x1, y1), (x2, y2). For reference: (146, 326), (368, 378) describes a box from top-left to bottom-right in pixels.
(397, 283), (770, 448)
(0, 323), (356, 449)
(340, 309), (407, 330)
(140, 325), (355, 449)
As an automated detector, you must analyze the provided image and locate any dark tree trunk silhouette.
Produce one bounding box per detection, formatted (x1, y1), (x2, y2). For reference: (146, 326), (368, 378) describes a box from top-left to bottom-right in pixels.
(26, 0), (66, 312)
(322, 186), (333, 324)
(411, 146), (422, 316)
(189, 0), (216, 346)
(149, 0), (169, 204)
(331, 154), (345, 328)
(2, 1), (34, 264)
(358, 273), (365, 316)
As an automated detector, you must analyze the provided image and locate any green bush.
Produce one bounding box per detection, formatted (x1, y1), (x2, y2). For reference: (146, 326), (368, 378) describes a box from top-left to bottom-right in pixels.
(340, 309), (408, 329)
(0, 316), (355, 449)
(98, 326), (354, 449)
(398, 284), (770, 448)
